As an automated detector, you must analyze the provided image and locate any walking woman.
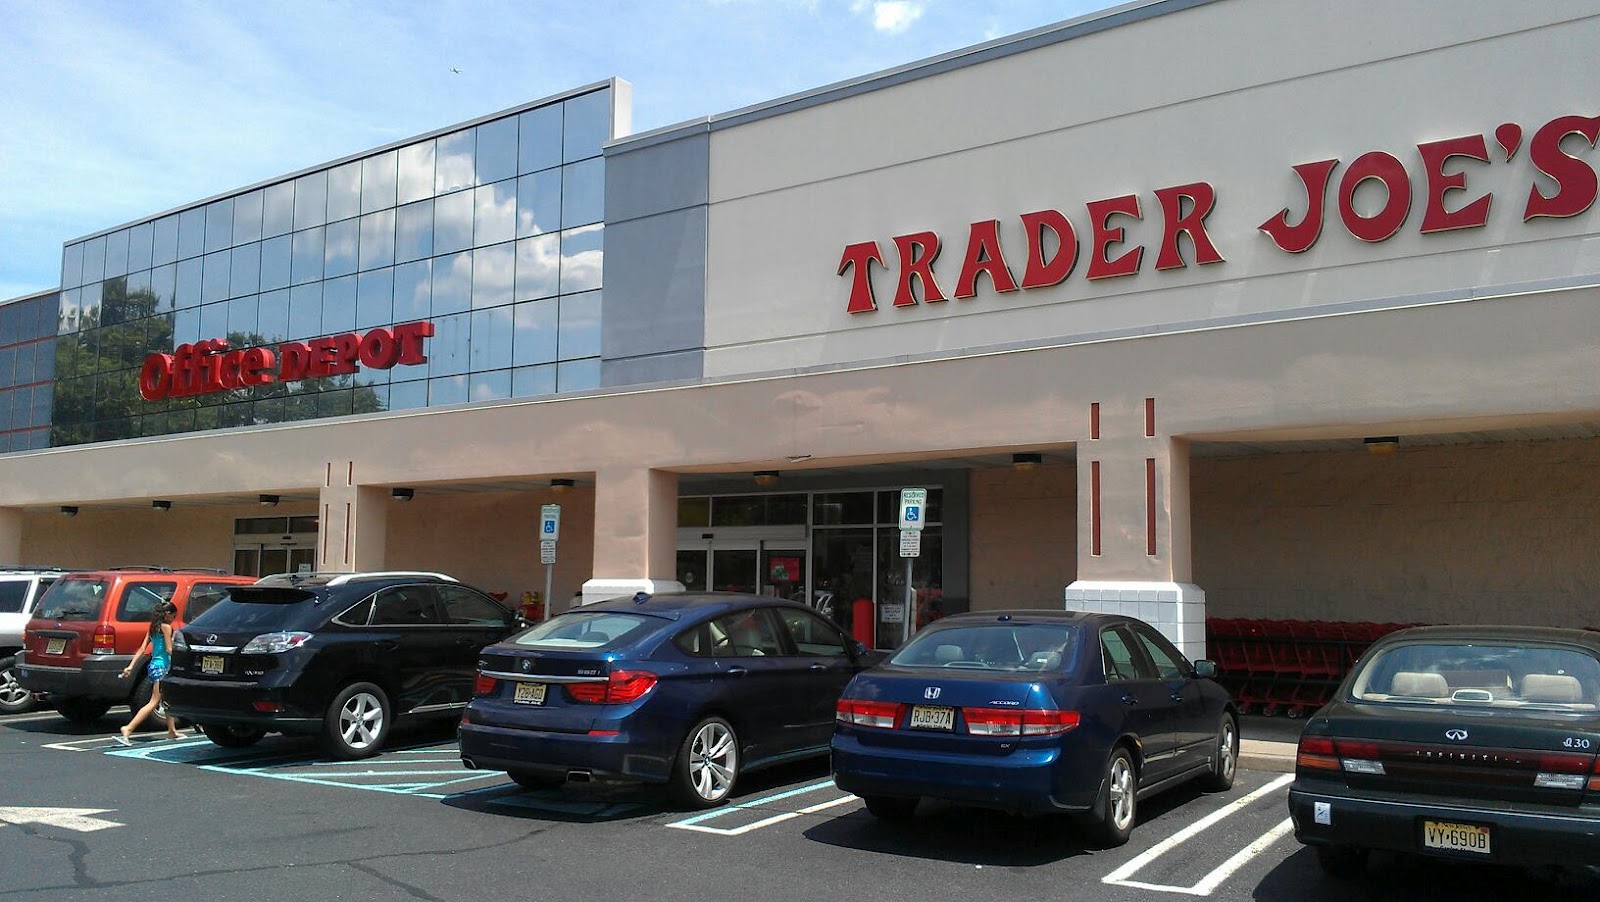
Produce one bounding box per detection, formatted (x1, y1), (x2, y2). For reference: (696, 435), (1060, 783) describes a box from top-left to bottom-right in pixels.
(117, 599), (180, 744)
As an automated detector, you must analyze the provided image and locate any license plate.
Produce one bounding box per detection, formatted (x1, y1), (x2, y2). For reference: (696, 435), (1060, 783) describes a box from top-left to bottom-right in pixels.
(513, 682), (547, 705)
(1423, 820), (1491, 855)
(201, 655), (225, 675)
(45, 638), (66, 655)
(909, 705), (955, 731)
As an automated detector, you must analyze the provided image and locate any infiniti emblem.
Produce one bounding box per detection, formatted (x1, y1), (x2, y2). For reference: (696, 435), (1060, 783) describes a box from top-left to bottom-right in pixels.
(924, 687), (941, 700)
(1445, 729), (1469, 741)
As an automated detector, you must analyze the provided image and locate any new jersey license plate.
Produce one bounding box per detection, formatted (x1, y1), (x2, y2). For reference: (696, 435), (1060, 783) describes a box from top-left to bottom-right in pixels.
(514, 682), (547, 705)
(909, 705), (955, 731)
(201, 655), (225, 675)
(1423, 820), (1491, 855)
(45, 637), (66, 655)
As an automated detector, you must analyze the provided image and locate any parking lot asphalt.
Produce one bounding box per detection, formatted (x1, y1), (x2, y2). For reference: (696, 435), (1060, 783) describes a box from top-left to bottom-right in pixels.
(1, 707), (1595, 901)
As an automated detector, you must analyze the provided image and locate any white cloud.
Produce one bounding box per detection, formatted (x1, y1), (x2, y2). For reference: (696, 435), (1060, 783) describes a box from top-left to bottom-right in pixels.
(851, 0), (925, 34)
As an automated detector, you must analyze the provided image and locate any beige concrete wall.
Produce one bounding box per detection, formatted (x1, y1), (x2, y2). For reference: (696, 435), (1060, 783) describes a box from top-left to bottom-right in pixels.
(1193, 438), (1600, 628)
(384, 489), (595, 617)
(968, 464), (1076, 611)
(19, 502), (298, 572)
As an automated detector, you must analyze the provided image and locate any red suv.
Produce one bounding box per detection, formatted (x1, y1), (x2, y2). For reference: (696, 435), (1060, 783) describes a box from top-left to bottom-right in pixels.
(18, 568), (257, 723)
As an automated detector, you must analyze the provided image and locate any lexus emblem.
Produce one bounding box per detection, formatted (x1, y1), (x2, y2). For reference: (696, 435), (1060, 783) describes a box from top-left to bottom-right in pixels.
(924, 687), (941, 700)
(207, 634), (218, 644)
(1445, 729), (1469, 741)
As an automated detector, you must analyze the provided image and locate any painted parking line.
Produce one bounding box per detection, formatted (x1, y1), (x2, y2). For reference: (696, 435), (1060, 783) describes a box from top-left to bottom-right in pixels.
(1101, 774), (1295, 896)
(666, 779), (859, 836)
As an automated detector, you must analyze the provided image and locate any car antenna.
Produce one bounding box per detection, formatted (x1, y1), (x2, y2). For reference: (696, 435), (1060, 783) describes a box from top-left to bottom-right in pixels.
(633, 592), (651, 604)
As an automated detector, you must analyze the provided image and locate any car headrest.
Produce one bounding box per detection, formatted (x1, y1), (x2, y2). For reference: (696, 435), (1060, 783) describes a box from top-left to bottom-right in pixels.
(934, 644), (963, 663)
(1389, 671), (1449, 698)
(1521, 673), (1582, 703)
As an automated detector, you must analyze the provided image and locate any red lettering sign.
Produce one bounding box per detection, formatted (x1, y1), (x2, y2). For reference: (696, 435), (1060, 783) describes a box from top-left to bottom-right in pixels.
(137, 321), (434, 402)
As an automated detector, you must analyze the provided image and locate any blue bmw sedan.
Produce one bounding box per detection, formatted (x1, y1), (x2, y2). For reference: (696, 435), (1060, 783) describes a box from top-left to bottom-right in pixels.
(458, 592), (874, 808)
(831, 611), (1237, 845)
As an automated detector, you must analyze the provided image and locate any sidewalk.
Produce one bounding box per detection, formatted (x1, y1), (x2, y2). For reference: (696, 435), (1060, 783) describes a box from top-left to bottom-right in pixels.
(1238, 714), (1301, 773)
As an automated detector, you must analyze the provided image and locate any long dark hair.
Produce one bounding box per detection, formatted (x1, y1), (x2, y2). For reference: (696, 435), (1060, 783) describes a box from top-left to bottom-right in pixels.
(148, 600), (177, 638)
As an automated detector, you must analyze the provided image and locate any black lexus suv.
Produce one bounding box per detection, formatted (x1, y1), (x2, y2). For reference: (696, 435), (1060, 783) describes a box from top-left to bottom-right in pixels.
(163, 571), (521, 759)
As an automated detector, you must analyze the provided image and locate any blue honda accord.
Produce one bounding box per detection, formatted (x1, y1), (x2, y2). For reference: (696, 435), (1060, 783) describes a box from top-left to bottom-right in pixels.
(831, 610), (1237, 845)
(458, 592), (875, 808)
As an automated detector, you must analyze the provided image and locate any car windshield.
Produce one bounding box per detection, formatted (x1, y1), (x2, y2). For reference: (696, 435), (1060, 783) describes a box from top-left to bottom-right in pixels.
(891, 623), (1080, 672)
(514, 612), (659, 650)
(35, 579), (107, 622)
(1350, 641), (1600, 714)
(185, 587), (321, 633)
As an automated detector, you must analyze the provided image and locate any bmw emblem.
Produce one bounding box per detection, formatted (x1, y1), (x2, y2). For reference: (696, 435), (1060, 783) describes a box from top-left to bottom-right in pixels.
(521, 659), (533, 673)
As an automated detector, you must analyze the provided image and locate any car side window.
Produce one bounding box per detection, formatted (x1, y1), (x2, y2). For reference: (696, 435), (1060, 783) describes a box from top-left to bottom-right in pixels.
(438, 586), (510, 625)
(185, 582), (236, 622)
(371, 586), (441, 625)
(0, 582), (26, 614)
(1133, 628), (1187, 681)
(338, 597), (374, 626)
(1100, 628), (1143, 682)
(775, 607), (849, 657)
(678, 610), (784, 658)
(117, 582), (178, 622)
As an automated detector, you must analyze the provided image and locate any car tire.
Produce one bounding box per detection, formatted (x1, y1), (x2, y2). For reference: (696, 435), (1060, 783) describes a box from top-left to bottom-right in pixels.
(201, 724), (267, 748)
(507, 770), (563, 791)
(54, 697), (112, 724)
(128, 676), (155, 714)
(0, 655), (34, 714)
(322, 682), (391, 760)
(669, 716), (740, 809)
(1198, 713), (1238, 792)
(863, 795), (918, 820)
(1085, 747), (1138, 847)
(1315, 844), (1369, 879)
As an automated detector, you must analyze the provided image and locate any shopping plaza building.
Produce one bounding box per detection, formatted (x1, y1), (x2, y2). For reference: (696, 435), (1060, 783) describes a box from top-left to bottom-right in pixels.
(2, 0), (1598, 658)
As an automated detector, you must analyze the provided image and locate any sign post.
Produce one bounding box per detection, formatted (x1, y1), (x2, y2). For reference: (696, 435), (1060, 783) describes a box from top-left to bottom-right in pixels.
(897, 488), (927, 647)
(539, 504), (561, 621)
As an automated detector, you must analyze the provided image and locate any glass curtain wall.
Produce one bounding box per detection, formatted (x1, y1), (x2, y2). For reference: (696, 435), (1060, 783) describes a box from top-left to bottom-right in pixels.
(50, 87), (615, 447)
(0, 294), (59, 453)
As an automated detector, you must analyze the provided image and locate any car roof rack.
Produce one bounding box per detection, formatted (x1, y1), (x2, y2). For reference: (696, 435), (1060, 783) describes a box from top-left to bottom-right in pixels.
(325, 571), (459, 586)
(105, 566), (231, 574)
(0, 565), (68, 573)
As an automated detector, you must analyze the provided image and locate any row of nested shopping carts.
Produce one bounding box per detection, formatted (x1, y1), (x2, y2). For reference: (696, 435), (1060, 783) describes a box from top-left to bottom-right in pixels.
(1205, 618), (1424, 718)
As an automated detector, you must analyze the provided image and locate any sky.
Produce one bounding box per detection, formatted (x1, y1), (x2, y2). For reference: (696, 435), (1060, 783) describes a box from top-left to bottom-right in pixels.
(0, 0), (1119, 301)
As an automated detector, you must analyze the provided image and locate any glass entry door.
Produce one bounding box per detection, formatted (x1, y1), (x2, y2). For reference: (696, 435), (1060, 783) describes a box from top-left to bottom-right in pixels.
(676, 536), (806, 602)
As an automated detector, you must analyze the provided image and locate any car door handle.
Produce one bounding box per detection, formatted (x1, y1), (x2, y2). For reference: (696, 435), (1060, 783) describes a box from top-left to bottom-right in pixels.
(725, 666), (748, 677)
(1121, 695), (1139, 706)
(376, 640), (399, 651)
(1170, 693), (1186, 702)
(809, 663), (828, 671)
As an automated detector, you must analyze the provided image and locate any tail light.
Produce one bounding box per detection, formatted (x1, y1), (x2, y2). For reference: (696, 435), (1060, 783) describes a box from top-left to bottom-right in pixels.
(1533, 751), (1592, 790)
(473, 674), (498, 697)
(1296, 735), (1340, 771)
(836, 698), (903, 729)
(1333, 739), (1385, 775)
(92, 625), (116, 655)
(1590, 757), (1600, 793)
(241, 632), (314, 654)
(566, 670), (658, 704)
(964, 707), (1080, 737)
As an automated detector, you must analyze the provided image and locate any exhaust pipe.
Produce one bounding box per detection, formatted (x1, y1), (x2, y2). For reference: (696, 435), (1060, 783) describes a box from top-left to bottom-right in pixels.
(567, 769), (593, 783)
(461, 757), (478, 770)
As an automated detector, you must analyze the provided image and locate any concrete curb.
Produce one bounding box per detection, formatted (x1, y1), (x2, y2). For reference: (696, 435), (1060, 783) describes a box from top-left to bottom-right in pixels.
(1239, 739), (1296, 774)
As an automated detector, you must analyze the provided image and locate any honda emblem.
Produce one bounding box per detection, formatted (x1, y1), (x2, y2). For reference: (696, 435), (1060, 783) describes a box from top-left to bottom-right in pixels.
(924, 687), (941, 700)
(1445, 729), (1469, 741)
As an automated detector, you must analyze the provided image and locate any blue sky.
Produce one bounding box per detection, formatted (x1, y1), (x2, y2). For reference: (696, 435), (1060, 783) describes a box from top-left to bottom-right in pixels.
(0, 0), (1118, 301)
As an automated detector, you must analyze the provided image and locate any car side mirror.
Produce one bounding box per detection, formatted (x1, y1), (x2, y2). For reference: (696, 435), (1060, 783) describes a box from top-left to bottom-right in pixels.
(1193, 659), (1218, 680)
(513, 615), (532, 629)
(853, 640), (869, 657)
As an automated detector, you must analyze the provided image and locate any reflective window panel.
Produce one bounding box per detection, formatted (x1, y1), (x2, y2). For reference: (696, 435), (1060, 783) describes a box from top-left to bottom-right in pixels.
(324, 218), (359, 279)
(472, 242), (514, 310)
(557, 290), (601, 359)
(263, 182), (295, 238)
(104, 229), (129, 278)
(205, 198), (234, 253)
(293, 171), (328, 231)
(327, 160), (362, 222)
(561, 159), (604, 227)
(433, 190), (474, 256)
(435, 130), (476, 195)
(563, 90), (611, 163)
(397, 140), (435, 205)
(430, 252), (471, 317)
(515, 233), (559, 300)
(519, 103), (562, 175)
(395, 200), (434, 264)
(392, 259), (432, 322)
(177, 208), (205, 260)
(233, 190), (264, 245)
(362, 150), (398, 214)
(152, 215), (180, 266)
(559, 224), (602, 294)
(474, 180), (516, 246)
(358, 209), (396, 272)
(476, 116), (518, 185)
(356, 267), (394, 330)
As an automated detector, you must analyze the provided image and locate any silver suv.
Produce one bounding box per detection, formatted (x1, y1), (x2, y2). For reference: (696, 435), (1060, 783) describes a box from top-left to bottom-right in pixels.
(0, 568), (68, 713)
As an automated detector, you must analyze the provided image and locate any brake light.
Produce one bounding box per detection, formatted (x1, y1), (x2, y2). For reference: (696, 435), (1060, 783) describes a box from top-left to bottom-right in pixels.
(835, 699), (903, 729)
(1332, 738), (1386, 775)
(473, 674), (497, 697)
(1296, 735), (1340, 771)
(963, 707), (1080, 737)
(566, 670), (658, 704)
(92, 625), (116, 655)
(1532, 751), (1594, 790)
(240, 632), (314, 654)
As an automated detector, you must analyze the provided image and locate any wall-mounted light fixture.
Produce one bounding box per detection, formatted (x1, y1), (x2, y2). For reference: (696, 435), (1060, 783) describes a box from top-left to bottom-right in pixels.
(391, 487), (415, 502)
(60, 506), (78, 517)
(151, 500), (172, 511)
(1363, 436), (1400, 455)
(550, 478), (575, 495)
(1012, 452), (1043, 471)
(753, 470), (781, 487)
(258, 494), (280, 507)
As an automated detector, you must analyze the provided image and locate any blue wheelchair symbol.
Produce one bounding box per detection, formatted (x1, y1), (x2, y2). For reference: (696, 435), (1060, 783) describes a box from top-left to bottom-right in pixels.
(904, 507), (921, 523)
(543, 522), (555, 533)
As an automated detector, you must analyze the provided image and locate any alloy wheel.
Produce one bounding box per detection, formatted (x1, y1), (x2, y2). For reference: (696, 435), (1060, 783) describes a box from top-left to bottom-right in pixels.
(1108, 754), (1135, 831)
(688, 721), (738, 802)
(1219, 721), (1236, 781)
(0, 666), (30, 710)
(339, 691), (385, 750)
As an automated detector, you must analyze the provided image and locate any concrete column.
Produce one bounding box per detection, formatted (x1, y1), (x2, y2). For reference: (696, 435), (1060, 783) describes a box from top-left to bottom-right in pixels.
(583, 467), (684, 604)
(1066, 398), (1207, 660)
(0, 508), (21, 565)
(316, 460), (388, 573)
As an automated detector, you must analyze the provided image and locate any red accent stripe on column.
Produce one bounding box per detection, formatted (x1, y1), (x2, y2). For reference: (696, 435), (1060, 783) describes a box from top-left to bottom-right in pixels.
(343, 502), (353, 565)
(1144, 398), (1155, 437)
(1090, 403), (1100, 440)
(1090, 461), (1102, 557)
(1145, 458), (1157, 556)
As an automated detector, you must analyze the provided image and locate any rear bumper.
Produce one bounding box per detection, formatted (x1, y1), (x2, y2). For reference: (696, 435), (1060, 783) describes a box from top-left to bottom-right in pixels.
(1288, 784), (1600, 866)
(458, 722), (672, 783)
(163, 677), (323, 733)
(15, 656), (134, 701)
(830, 731), (1093, 813)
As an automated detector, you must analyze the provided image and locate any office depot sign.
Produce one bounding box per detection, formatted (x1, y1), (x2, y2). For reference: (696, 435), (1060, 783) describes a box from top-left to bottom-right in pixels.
(138, 321), (435, 401)
(838, 113), (1600, 313)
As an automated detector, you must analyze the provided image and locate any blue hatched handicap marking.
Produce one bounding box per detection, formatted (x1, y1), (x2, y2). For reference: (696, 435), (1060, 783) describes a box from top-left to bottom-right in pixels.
(666, 779), (859, 836)
(103, 737), (509, 799)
